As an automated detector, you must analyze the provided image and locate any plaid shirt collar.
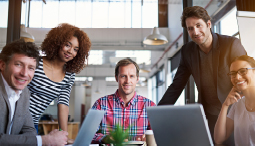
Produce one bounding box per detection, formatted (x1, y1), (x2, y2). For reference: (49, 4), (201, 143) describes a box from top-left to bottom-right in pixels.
(114, 89), (138, 106)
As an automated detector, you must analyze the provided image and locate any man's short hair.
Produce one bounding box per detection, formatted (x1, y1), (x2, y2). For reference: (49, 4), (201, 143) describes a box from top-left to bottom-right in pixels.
(181, 6), (211, 28)
(0, 39), (40, 67)
(115, 59), (140, 77)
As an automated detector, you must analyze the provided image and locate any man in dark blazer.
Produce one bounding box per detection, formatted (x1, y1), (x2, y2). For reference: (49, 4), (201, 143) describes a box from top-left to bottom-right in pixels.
(158, 6), (246, 143)
(0, 39), (68, 146)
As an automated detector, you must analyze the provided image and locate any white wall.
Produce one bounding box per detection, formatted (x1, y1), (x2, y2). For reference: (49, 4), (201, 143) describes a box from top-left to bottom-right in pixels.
(73, 85), (86, 122)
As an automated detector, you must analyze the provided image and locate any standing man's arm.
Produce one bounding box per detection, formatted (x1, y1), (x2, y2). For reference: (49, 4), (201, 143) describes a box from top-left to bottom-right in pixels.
(158, 50), (191, 105)
(230, 38), (247, 61)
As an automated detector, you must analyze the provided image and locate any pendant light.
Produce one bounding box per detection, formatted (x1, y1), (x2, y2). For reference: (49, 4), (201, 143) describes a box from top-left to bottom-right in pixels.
(143, 27), (168, 45)
(20, 24), (35, 42)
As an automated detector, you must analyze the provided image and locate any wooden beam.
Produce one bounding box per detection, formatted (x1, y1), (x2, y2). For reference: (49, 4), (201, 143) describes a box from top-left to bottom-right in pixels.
(7, 0), (22, 44)
(158, 0), (168, 27)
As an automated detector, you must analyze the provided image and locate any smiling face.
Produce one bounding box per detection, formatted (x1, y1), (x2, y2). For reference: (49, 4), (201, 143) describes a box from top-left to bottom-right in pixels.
(230, 60), (255, 91)
(58, 36), (79, 63)
(186, 17), (212, 47)
(0, 54), (36, 93)
(115, 64), (139, 99)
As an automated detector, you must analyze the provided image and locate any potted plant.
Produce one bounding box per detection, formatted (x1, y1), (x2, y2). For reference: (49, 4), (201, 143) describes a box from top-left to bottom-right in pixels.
(106, 124), (129, 146)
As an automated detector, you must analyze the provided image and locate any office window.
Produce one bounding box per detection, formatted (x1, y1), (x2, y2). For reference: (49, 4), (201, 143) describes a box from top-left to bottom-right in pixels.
(88, 50), (151, 65)
(0, 1), (8, 28)
(172, 68), (185, 105)
(215, 7), (238, 37)
(151, 75), (157, 103)
(75, 77), (93, 81)
(149, 67), (165, 104)
(88, 50), (103, 65)
(24, 0), (158, 28)
(116, 50), (151, 65)
(156, 68), (165, 103)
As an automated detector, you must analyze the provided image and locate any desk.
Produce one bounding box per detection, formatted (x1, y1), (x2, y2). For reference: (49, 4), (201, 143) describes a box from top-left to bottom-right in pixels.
(39, 122), (80, 139)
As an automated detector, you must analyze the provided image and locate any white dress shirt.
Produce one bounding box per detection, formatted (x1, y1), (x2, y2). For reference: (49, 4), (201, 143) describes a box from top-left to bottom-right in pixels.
(1, 74), (42, 146)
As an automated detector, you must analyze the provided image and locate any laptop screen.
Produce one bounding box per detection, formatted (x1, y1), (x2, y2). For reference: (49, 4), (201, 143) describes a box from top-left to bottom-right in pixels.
(147, 104), (213, 146)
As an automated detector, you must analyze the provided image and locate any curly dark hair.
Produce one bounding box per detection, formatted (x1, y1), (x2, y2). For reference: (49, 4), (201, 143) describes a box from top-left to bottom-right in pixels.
(0, 39), (39, 67)
(181, 6), (211, 28)
(115, 59), (140, 77)
(41, 23), (91, 73)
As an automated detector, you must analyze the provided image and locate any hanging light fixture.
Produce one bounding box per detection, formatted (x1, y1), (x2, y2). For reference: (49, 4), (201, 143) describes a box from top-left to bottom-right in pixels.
(82, 78), (91, 86)
(95, 80), (100, 94)
(143, 27), (168, 45)
(20, 24), (35, 42)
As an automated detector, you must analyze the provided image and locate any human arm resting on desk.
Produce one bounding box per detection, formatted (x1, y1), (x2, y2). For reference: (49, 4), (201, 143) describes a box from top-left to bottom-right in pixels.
(57, 73), (75, 139)
(58, 104), (69, 132)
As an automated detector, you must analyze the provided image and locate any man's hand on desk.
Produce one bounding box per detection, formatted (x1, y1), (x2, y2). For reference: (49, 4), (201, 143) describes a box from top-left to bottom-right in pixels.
(42, 129), (68, 146)
(135, 134), (146, 141)
(67, 138), (74, 144)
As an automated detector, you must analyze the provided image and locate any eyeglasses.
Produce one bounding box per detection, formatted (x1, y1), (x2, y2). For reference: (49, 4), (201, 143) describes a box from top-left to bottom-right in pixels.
(227, 67), (255, 78)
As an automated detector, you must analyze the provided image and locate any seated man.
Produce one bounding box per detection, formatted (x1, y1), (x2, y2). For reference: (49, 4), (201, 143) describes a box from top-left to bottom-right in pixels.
(92, 59), (156, 144)
(0, 39), (68, 146)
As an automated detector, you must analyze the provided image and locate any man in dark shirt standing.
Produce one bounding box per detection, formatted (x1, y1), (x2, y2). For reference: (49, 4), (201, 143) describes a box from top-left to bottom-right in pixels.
(158, 6), (246, 142)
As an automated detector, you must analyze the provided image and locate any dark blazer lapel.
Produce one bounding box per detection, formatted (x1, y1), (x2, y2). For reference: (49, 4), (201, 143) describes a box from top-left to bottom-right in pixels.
(211, 33), (220, 88)
(0, 73), (12, 132)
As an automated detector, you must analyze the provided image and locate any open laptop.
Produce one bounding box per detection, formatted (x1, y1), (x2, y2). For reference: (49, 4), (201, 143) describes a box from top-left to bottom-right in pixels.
(147, 104), (213, 146)
(69, 109), (106, 146)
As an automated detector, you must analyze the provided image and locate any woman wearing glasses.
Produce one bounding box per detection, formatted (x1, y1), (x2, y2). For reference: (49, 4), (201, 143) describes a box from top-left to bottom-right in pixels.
(214, 55), (255, 145)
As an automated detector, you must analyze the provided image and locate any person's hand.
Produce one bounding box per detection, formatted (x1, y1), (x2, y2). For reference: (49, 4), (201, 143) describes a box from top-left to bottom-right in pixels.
(67, 138), (74, 144)
(42, 129), (68, 146)
(135, 134), (146, 141)
(102, 135), (113, 143)
(223, 86), (242, 107)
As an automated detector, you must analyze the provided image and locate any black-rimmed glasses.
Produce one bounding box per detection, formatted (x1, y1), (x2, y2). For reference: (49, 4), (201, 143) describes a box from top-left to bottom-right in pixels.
(227, 67), (255, 78)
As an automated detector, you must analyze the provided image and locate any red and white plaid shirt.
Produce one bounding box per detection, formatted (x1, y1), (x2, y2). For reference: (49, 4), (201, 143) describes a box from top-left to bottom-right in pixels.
(91, 90), (156, 143)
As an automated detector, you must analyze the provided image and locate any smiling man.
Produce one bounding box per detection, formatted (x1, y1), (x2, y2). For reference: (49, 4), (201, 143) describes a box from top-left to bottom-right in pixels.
(158, 6), (246, 143)
(91, 59), (156, 144)
(0, 39), (68, 146)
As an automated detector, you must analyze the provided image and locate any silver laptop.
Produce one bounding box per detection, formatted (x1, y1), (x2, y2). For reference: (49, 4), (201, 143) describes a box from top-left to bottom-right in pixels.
(147, 104), (213, 146)
(72, 109), (106, 146)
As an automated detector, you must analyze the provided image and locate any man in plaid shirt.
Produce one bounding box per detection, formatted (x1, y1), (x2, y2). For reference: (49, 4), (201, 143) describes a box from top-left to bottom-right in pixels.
(91, 59), (156, 144)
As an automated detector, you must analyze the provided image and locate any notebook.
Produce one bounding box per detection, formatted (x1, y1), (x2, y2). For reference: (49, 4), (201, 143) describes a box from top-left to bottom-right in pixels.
(147, 104), (213, 146)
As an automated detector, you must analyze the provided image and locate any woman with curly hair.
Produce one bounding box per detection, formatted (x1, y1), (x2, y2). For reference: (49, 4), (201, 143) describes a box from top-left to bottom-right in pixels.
(27, 23), (91, 138)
